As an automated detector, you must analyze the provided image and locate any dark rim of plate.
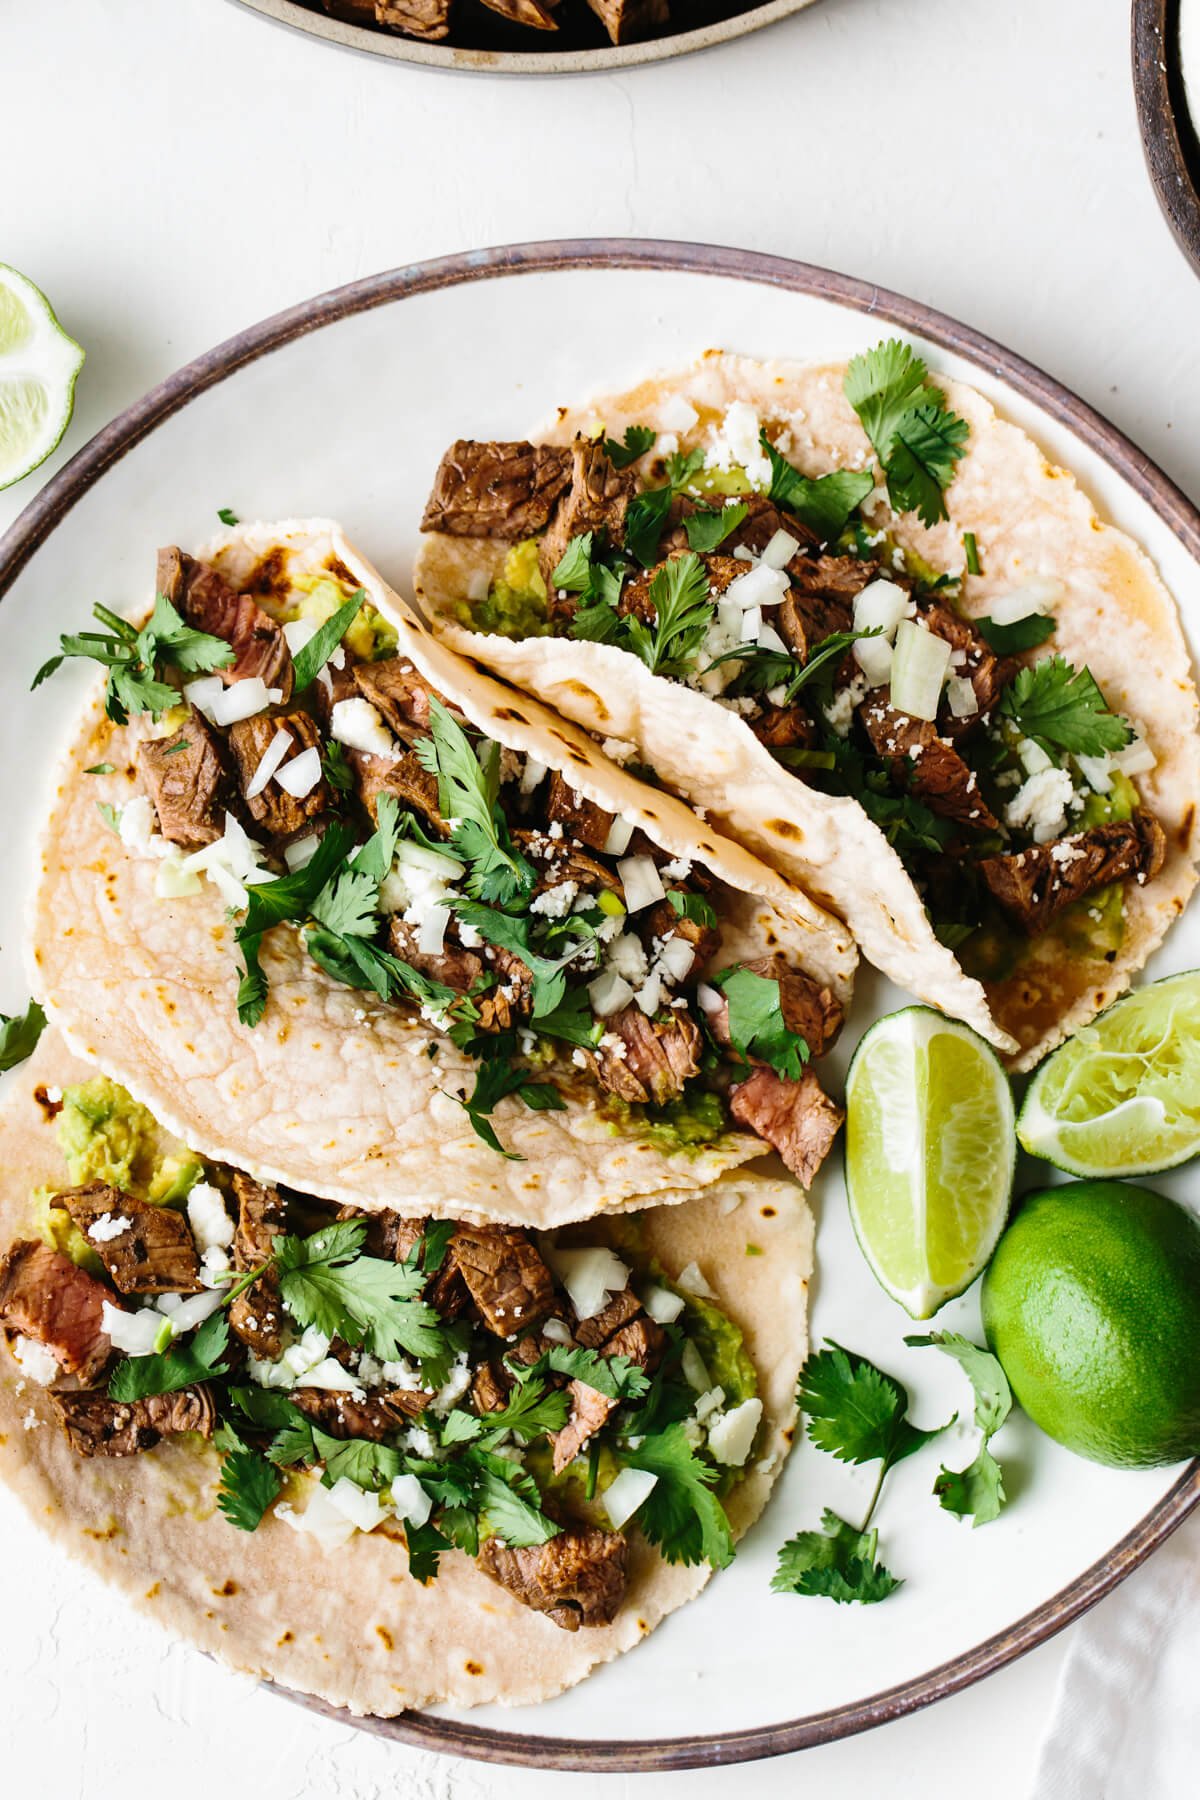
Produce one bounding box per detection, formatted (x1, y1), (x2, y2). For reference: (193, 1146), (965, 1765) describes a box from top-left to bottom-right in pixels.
(1133, 0), (1200, 278)
(1, 240), (1197, 1770)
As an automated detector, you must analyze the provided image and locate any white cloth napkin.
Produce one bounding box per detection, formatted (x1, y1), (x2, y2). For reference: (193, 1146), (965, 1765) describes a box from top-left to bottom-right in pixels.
(1030, 1505), (1200, 1798)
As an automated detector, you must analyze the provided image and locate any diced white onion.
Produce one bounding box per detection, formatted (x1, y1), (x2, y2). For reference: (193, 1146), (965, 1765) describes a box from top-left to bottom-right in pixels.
(707, 1397), (764, 1467)
(212, 677), (272, 727)
(761, 528), (801, 570)
(467, 569), (491, 603)
(757, 622), (788, 654)
(1076, 753), (1113, 793)
(716, 599), (743, 640)
(101, 1301), (162, 1358)
(296, 1358), (365, 1394)
(186, 1182), (235, 1253)
(246, 726), (294, 799)
(1018, 737), (1053, 775)
(541, 1316), (575, 1346)
(546, 1245), (630, 1321)
(276, 1479), (357, 1552)
(588, 968), (634, 1018)
(603, 1466), (659, 1530)
(725, 563), (790, 610)
(657, 936), (696, 984)
(326, 1476), (390, 1533)
(693, 1385), (726, 1425)
(415, 902), (449, 958)
(393, 839), (466, 883)
(890, 620), (952, 721)
(285, 833), (320, 872)
(390, 1473), (433, 1529)
(853, 635), (894, 687)
(634, 971), (663, 1016)
(602, 815), (635, 857)
(182, 675), (224, 721)
(696, 982), (723, 1016)
(681, 1340), (711, 1393)
(946, 675), (980, 719)
(330, 696), (395, 760)
(642, 1284), (686, 1325)
(159, 1288), (226, 1335)
(676, 1261), (715, 1299)
(616, 854), (665, 913)
(519, 756), (548, 796)
(987, 578), (1064, 625)
(852, 578), (911, 638)
(282, 617), (319, 655)
(276, 745), (322, 799)
(1113, 736), (1156, 777)
(740, 606), (762, 644)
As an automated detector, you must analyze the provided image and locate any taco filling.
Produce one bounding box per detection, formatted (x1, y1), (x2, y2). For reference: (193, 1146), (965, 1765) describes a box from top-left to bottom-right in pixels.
(420, 410), (1167, 989)
(1, 1072), (771, 1631)
(37, 543), (846, 1182)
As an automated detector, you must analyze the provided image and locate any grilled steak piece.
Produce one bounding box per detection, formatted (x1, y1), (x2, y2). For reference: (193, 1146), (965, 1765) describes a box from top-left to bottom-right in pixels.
(706, 955), (843, 1059)
(0, 1241), (114, 1384)
(513, 828), (623, 899)
(979, 810), (1167, 936)
(663, 492), (820, 563)
(552, 1302), (664, 1472)
(752, 704), (819, 753)
(478, 1524), (627, 1629)
(388, 920), (483, 993)
(386, 922), (532, 1033)
(157, 547), (293, 700)
(539, 438), (636, 587)
(552, 1381), (617, 1473)
(860, 697), (1001, 832)
(787, 552), (881, 609)
(544, 770), (616, 853)
(348, 746), (448, 835)
(574, 1287), (641, 1349)
(352, 659), (438, 735)
(51, 1184), (202, 1295)
(229, 1174), (287, 1359)
(776, 586), (855, 660)
(228, 710), (329, 840)
(606, 1314), (666, 1370)
(374, 0), (451, 35)
(137, 707), (226, 848)
(421, 441), (573, 539)
(921, 599), (1009, 739)
(587, 1005), (703, 1107)
(471, 1359), (513, 1415)
(291, 1386), (429, 1440)
(729, 1065), (844, 1187)
(52, 1385), (215, 1457)
(584, 0), (667, 43)
(475, 944), (536, 1033)
(311, 653), (359, 729)
(449, 1224), (555, 1336)
(643, 894), (720, 976)
(478, 0), (559, 22)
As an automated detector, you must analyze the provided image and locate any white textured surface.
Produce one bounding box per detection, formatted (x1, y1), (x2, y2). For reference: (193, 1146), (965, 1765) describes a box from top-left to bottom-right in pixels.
(2, 0), (1198, 1793)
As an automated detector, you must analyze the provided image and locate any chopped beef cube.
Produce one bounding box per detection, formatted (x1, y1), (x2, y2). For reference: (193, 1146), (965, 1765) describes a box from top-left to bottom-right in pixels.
(477, 1524), (628, 1630)
(352, 659), (439, 735)
(52, 1385), (216, 1457)
(228, 711), (329, 840)
(787, 552), (883, 609)
(605, 1314), (666, 1372)
(584, 0), (667, 43)
(348, 746), (448, 836)
(421, 441), (573, 539)
(552, 1304), (663, 1473)
(860, 697), (1001, 831)
(449, 1224), (555, 1336)
(512, 828), (623, 901)
(663, 492), (820, 562)
(543, 770), (616, 853)
(921, 598), (1009, 739)
(776, 586), (855, 660)
(752, 705), (818, 753)
(471, 1359), (513, 1415)
(587, 1005), (703, 1107)
(374, 0), (451, 36)
(0, 1241), (115, 1385)
(729, 1065), (844, 1188)
(478, 0), (559, 23)
(979, 810), (1167, 936)
(475, 945), (535, 1033)
(291, 1386), (428, 1440)
(618, 551), (745, 625)
(644, 894), (721, 975)
(51, 1184), (202, 1295)
(156, 546), (293, 700)
(539, 438), (636, 587)
(574, 1288), (642, 1349)
(706, 954), (843, 1058)
(552, 1381), (617, 1473)
(137, 707), (226, 849)
(389, 919), (484, 993)
(229, 1174), (287, 1359)
(387, 921), (533, 1034)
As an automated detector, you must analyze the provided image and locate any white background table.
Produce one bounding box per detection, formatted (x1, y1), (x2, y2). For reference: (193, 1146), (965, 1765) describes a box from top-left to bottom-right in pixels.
(4, 0), (1197, 1793)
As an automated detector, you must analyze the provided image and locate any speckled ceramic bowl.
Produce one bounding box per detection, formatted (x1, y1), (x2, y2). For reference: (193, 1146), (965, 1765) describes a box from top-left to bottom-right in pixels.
(1133, 0), (1200, 278)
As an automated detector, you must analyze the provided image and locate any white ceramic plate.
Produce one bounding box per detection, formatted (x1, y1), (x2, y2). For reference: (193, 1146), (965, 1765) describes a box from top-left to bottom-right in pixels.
(1, 242), (1197, 1771)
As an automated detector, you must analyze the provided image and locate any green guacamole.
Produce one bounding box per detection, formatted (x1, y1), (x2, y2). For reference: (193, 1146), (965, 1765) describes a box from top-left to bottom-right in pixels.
(601, 1087), (726, 1155)
(465, 540), (552, 639)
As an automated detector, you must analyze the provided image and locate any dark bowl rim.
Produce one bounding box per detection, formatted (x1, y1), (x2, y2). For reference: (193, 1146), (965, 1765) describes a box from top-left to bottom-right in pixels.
(1, 238), (1198, 1771)
(1132, 0), (1200, 278)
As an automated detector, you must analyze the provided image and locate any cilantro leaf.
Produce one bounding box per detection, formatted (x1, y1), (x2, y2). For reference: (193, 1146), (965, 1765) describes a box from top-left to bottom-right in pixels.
(759, 431), (874, 542)
(235, 934), (268, 1028)
(532, 987), (604, 1049)
(0, 998), (46, 1072)
(623, 485), (674, 567)
(772, 1507), (900, 1604)
(529, 1344), (650, 1401)
(624, 551), (714, 677)
(798, 1342), (942, 1471)
(477, 1374), (570, 1443)
(108, 1312), (231, 1402)
(310, 865), (379, 938)
(136, 594), (236, 677)
(84, 762), (116, 775)
(321, 740), (354, 793)
(933, 1449), (1006, 1525)
(217, 1446), (281, 1532)
(710, 966), (811, 1080)
(976, 612), (1056, 655)
(622, 1422), (733, 1568)
(414, 699), (534, 905)
(603, 425), (655, 469)
(405, 1518), (451, 1584)
(291, 590), (365, 692)
(844, 340), (969, 525)
(317, 1431), (402, 1491)
(455, 1055), (565, 1160)
(230, 1386), (306, 1432)
(551, 533), (595, 593)
(962, 531), (981, 576)
(665, 448), (705, 492)
(683, 500), (748, 553)
(468, 1448), (560, 1548)
(906, 1331), (1012, 1527)
(217, 507), (239, 527)
(452, 900), (586, 1020)
(667, 890), (717, 929)
(275, 1224), (447, 1363)
(415, 1218), (456, 1275)
(998, 654), (1132, 757)
(240, 822), (358, 938)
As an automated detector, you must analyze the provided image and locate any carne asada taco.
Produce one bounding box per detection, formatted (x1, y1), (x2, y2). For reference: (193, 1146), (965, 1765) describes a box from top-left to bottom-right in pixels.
(30, 519), (856, 1225)
(0, 1030), (811, 1712)
(414, 346), (1200, 1069)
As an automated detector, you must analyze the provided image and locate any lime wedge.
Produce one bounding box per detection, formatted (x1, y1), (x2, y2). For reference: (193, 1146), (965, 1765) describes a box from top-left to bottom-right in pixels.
(845, 1007), (1015, 1318)
(0, 263), (84, 491)
(1019, 971), (1200, 1177)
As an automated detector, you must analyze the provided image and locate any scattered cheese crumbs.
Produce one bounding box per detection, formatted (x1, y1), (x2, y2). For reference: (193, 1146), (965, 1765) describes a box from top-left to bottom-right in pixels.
(1005, 767), (1075, 844)
(705, 400), (773, 490)
(12, 1336), (59, 1386)
(87, 1213), (132, 1243)
(707, 1397), (764, 1467)
(530, 880), (579, 919)
(187, 1182), (235, 1253)
(330, 696), (396, 760)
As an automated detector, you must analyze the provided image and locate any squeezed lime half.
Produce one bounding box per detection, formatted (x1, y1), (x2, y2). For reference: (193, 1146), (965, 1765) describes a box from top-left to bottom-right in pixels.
(0, 263), (84, 491)
(1019, 971), (1200, 1178)
(844, 1006), (1015, 1318)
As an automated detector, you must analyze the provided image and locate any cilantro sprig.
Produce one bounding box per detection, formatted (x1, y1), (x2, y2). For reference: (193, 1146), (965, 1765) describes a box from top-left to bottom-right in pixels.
(0, 998), (46, 1073)
(759, 430), (874, 543)
(291, 589), (365, 692)
(710, 965), (811, 1080)
(998, 654), (1132, 759)
(33, 594), (234, 724)
(414, 698), (535, 905)
(844, 340), (969, 526)
(906, 1332), (1012, 1527)
(454, 1054), (566, 1160)
(602, 424), (656, 469)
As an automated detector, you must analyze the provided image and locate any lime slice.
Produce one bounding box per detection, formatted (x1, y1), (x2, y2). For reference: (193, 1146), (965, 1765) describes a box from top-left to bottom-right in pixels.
(845, 1006), (1015, 1318)
(1019, 970), (1200, 1177)
(0, 263), (84, 491)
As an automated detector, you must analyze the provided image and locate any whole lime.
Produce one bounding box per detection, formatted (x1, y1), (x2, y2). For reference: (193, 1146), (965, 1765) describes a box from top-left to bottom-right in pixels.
(981, 1181), (1200, 1468)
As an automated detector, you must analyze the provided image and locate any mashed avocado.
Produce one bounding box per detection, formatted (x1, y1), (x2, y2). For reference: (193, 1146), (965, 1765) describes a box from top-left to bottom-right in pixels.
(32, 1187), (102, 1273)
(290, 574), (398, 661)
(467, 540), (552, 639)
(601, 1087), (726, 1154)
